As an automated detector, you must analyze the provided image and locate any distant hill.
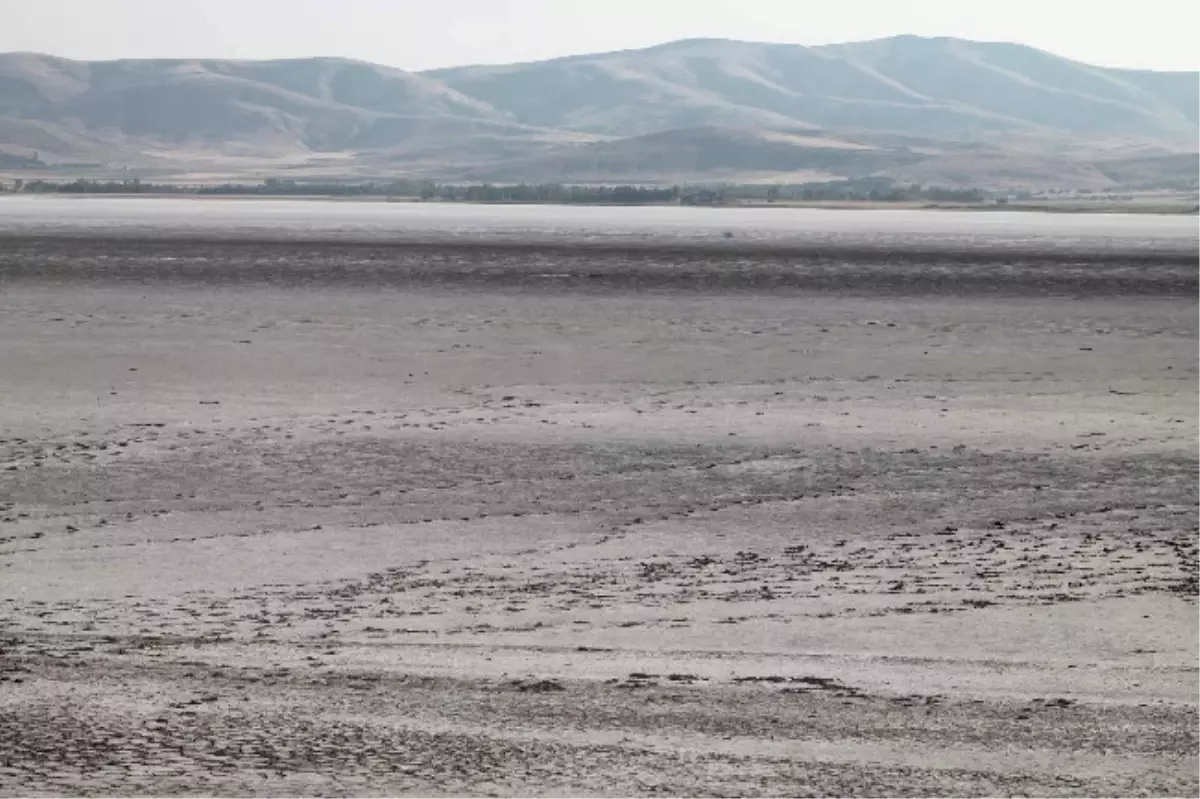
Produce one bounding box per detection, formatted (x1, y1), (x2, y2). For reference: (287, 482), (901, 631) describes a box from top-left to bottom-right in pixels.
(429, 36), (1198, 140)
(0, 37), (1196, 189)
(0, 52), (516, 149)
(451, 126), (923, 183)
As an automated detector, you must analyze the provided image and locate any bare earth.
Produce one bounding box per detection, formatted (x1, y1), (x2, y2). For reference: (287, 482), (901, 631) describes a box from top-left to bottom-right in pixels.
(0, 236), (1196, 797)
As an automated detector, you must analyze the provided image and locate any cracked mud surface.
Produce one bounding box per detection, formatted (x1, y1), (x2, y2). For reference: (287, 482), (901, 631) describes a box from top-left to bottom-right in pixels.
(1, 236), (1197, 796)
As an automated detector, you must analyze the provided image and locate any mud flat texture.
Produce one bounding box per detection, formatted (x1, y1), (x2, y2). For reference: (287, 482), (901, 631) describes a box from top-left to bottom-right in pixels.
(0, 230), (1197, 797)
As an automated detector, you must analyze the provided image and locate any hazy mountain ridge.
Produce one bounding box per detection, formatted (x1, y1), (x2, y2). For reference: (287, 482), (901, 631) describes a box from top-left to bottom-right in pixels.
(0, 52), (514, 147)
(429, 36), (1197, 139)
(0, 36), (1196, 189)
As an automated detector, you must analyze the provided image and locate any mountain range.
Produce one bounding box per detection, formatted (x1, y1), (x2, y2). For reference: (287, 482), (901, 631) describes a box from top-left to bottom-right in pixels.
(0, 36), (1196, 189)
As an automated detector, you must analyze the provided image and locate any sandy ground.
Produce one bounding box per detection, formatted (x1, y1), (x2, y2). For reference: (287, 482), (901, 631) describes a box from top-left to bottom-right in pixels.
(0, 236), (1196, 796)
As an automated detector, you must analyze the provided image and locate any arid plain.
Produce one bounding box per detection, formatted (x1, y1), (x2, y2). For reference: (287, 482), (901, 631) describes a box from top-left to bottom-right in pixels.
(0, 204), (1197, 796)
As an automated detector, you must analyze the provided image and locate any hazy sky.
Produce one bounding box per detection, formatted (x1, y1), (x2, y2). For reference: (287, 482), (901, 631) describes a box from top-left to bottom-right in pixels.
(0, 0), (1196, 71)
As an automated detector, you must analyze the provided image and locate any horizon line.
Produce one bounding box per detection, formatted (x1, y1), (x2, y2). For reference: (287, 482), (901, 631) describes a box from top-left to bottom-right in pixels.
(2, 33), (1197, 75)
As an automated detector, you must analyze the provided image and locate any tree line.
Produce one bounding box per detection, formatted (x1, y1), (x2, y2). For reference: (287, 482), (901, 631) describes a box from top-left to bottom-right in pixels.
(5, 176), (988, 204)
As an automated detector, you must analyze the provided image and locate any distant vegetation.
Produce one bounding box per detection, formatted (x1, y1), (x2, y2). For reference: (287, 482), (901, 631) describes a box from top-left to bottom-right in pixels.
(6, 177), (990, 205)
(688, 179), (986, 204)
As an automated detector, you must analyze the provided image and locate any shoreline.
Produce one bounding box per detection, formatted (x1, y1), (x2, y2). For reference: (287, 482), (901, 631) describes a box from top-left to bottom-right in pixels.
(1, 236), (1195, 301)
(1, 232), (1195, 266)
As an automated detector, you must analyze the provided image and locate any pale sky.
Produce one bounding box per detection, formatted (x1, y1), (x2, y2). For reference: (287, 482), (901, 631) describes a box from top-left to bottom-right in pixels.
(0, 0), (1196, 72)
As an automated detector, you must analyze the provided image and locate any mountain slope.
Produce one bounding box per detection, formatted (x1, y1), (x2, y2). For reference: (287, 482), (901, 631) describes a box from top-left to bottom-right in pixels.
(428, 36), (1198, 140)
(453, 126), (924, 183)
(426, 39), (1019, 137)
(818, 36), (1197, 137)
(0, 52), (517, 154)
(0, 37), (1196, 188)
